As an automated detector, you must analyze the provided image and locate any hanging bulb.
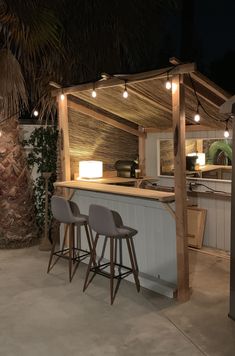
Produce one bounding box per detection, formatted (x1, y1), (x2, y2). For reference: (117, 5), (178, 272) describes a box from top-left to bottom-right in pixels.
(91, 83), (97, 98)
(165, 73), (172, 90)
(194, 105), (200, 122)
(224, 119), (229, 138)
(123, 89), (128, 98)
(224, 129), (229, 138)
(194, 113), (200, 122)
(60, 93), (65, 101)
(33, 110), (39, 117)
(91, 89), (97, 98)
(123, 81), (128, 98)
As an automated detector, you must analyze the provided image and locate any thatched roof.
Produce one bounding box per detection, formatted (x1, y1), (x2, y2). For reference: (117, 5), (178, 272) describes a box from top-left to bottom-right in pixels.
(52, 60), (231, 132)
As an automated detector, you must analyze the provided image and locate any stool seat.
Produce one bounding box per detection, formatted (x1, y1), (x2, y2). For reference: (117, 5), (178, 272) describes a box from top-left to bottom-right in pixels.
(115, 226), (137, 237)
(83, 204), (140, 304)
(47, 196), (93, 282)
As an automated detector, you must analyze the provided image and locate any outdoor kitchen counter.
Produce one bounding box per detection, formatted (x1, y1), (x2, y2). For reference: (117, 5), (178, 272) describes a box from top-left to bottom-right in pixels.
(54, 179), (177, 298)
(54, 179), (175, 203)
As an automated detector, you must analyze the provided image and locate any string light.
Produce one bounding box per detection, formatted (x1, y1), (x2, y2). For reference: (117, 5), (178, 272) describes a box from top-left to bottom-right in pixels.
(224, 119), (229, 138)
(60, 93), (65, 101)
(123, 81), (128, 98)
(33, 110), (39, 117)
(194, 105), (201, 122)
(194, 111), (200, 123)
(165, 72), (172, 90)
(91, 83), (97, 98)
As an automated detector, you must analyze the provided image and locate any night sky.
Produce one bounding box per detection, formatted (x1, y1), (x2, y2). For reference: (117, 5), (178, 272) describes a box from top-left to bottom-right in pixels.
(195, 0), (235, 63)
(170, 0), (235, 92)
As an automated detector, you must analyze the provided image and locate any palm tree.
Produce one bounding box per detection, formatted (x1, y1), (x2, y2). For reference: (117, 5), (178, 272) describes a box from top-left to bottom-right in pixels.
(0, 0), (177, 248)
(0, 0), (62, 248)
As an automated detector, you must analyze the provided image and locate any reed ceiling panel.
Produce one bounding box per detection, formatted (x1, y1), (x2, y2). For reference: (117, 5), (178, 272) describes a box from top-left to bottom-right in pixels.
(68, 108), (138, 176)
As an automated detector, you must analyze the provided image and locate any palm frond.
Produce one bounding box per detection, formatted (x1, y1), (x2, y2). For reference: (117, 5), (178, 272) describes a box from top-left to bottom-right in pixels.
(0, 0), (63, 64)
(0, 48), (27, 121)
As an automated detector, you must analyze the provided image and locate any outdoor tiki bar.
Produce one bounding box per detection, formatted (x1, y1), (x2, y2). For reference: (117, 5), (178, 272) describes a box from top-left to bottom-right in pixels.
(51, 59), (234, 304)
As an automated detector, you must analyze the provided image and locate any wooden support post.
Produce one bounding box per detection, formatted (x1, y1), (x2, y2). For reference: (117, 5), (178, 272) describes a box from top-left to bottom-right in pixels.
(138, 126), (146, 176)
(172, 74), (190, 302)
(57, 95), (71, 182)
(229, 115), (235, 321)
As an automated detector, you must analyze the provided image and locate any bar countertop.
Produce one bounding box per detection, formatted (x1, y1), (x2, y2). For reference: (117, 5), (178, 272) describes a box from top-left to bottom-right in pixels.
(54, 178), (175, 203)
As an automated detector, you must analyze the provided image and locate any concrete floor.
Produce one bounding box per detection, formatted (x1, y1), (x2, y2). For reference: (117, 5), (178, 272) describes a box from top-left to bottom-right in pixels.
(0, 247), (235, 356)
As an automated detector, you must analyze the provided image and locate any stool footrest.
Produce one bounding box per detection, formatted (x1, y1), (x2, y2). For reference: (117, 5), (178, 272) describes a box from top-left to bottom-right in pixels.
(53, 248), (90, 262)
(90, 262), (133, 280)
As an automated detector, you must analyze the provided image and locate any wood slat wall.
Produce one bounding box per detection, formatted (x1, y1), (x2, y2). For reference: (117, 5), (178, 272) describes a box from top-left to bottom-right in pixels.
(68, 108), (138, 177)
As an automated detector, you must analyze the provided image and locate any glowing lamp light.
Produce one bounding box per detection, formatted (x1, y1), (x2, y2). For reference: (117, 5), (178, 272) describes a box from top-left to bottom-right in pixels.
(194, 113), (200, 122)
(165, 80), (172, 90)
(188, 152), (206, 166)
(79, 160), (103, 179)
(123, 89), (128, 98)
(60, 93), (65, 101)
(224, 129), (229, 138)
(33, 110), (39, 117)
(91, 89), (97, 98)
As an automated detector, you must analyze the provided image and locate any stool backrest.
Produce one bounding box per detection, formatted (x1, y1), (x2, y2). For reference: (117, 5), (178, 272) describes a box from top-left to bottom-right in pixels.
(89, 204), (118, 236)
(51, 195), (76, 224)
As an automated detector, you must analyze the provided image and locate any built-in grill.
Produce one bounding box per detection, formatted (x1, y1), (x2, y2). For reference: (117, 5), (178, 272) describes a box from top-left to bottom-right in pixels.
(114, 160), (138, 178)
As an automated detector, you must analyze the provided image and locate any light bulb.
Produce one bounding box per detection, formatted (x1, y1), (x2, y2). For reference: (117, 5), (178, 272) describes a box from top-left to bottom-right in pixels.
(224, 129), (229, 138)
(91, 89), (97, 98)
(194, 113), (200, 122)
(60, 93), (65, 101)
(123, 89), (128, 98)
(33, 110), (39, 117)
(166, 80), (172, 90)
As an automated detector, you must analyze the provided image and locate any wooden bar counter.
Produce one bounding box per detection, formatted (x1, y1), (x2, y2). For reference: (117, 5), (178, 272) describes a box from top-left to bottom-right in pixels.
(54, 178), (177, 297)
(54, 178), (175, 202)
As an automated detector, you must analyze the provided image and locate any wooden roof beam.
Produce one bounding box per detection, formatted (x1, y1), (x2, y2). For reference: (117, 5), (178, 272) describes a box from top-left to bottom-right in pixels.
(52, 63), (196, 97)
(170, 57), (230, 103)
(67, 99), (144, 138)
(144, 124), (216, 133)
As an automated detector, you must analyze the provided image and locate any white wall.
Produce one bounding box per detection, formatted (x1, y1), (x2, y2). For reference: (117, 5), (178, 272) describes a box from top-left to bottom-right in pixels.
(146, 130), (232, 251)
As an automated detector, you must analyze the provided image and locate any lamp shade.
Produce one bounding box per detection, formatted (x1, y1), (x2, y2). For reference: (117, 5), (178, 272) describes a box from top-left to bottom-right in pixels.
(79, 160), (103, 179)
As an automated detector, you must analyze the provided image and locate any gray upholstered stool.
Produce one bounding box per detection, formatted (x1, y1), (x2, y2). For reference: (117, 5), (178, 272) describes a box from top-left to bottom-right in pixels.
(47, 195), (93, 282)
(83, 204), (140, 304)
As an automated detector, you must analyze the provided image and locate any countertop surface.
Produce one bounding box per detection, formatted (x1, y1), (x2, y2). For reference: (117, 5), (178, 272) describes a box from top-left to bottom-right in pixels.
(54, 178), (175, 203)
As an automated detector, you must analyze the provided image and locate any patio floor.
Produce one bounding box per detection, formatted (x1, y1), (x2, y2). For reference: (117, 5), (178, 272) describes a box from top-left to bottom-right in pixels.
(0, 246), (234, 356)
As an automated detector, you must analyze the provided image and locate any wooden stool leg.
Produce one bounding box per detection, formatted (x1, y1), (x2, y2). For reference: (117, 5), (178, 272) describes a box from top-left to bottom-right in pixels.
(61, 224), (69, 253)
(83, 233), (99, 291)
(47, 232), (59, 273)
(126, 238), (140, 292)
(98, 236), (108, 265)
(130, 237), (139, 272)
(84, 223), (92, 252)
(69, 224), (73, 282)
(84, 223), (96, 266)
(110, 237), (115, 305)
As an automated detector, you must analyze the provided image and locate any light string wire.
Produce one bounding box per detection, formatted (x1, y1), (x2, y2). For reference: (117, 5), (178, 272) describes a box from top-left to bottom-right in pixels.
(188, 73), (231, 124)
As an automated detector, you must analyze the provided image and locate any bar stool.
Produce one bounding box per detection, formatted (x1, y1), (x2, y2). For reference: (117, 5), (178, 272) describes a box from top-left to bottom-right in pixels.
(83, 204), (140, 304)
(47, 195), (93, 282)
